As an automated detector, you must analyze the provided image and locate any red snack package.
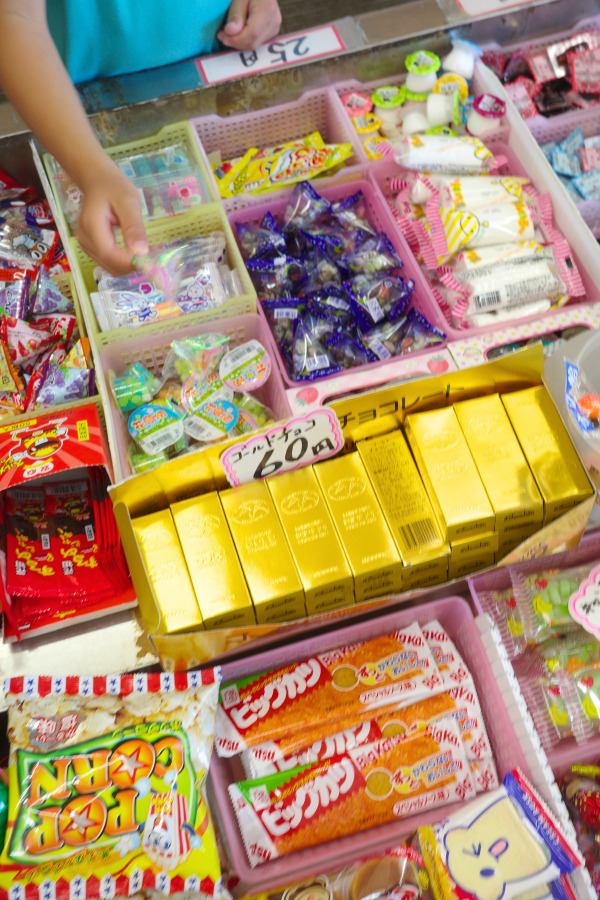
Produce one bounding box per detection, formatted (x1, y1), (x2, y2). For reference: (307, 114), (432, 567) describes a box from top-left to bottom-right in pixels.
(44, 478), (117, 600)
(4, 485), (61, 600)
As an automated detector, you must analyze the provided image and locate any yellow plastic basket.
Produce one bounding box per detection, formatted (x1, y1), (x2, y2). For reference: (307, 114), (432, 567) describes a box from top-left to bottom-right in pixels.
(69, 203), (257, 350)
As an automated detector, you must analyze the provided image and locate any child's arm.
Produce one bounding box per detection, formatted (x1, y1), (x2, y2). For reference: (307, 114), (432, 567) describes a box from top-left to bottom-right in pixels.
(0, 0), (147, 274)
(218, 0), (282, 50)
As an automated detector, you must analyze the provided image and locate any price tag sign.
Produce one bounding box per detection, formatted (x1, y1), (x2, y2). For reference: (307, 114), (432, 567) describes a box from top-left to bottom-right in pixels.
(569, 565), (600, 640)
(457, 0), (533, 13)
(220, 408), (344, 487)
(197, 25), (345, 84)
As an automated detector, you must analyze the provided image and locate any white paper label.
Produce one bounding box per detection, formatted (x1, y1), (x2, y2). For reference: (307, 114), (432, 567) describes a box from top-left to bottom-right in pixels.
(220, 408), (344, 487)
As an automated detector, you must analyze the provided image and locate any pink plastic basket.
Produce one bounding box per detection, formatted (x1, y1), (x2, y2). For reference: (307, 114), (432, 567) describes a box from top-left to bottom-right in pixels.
(468, 529), (600, 778)
(227, 178), (448, 389)
(208, 593), (531, 895)
(189, 87), (364, 209)
(97, 313), (291, 480)
(369, 135), (600, 341)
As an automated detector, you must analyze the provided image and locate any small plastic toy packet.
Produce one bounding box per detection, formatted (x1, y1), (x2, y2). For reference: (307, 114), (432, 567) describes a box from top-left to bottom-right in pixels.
(393, 134), (503, 175)
(0, 670), (223, 899)
(215, 624), (444, 757)
(219, 339), (271, 391)
(418, 769), (583, 900)
(230, 720), (472, 867)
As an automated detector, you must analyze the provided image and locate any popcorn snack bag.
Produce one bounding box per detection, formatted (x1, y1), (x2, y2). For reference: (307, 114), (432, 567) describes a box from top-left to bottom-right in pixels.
(0, 671), (222, 899)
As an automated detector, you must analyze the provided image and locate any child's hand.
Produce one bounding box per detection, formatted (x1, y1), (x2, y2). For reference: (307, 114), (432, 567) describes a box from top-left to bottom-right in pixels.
(217, 0), (282, 51)
(76, 161), (148, 275)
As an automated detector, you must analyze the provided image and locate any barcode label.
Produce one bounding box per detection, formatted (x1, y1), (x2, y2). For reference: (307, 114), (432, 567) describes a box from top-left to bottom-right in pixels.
(225, 345), (250, 365)
(366, 298), (384, 322)
(370, 338), (391, 360)
(46, 481), (88, 495)
(274, 309), (298, 319)
(41, 534), (50, 551)
(306, 354), (330, 372)
(140, 431), (179, 454)
(400, 517), (440, 550)
(85, 524), (95, 542)
(475, 290), (501, 309)
(7, 488), (44, 501)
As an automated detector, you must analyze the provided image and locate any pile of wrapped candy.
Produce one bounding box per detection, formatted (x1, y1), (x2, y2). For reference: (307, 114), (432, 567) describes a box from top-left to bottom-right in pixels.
(480, 561), (600, 750)
(211, 131), (354, 199)
(110, 332), (275, 475)
(539, 125), (600, 205)
(215, 621), (498, 866)
(0, 168), (94, 415)
(91, 232), (243, 331)
(236, 181), (445, 382)
(388, 132), (586, 330)
(483, 28), (600, 119)
(1, 467), (131, 635)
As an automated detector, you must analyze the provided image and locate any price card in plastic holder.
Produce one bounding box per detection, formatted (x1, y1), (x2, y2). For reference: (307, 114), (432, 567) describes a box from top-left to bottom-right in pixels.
(455, 0), (533, 14)
(220, 408), (344, 486)
(197, 25), (345, 84)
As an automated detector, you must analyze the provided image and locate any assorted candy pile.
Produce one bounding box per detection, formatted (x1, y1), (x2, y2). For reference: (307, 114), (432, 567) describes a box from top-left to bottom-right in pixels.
(1, 468), (131, 635)
(109, 332), (275, 475)
(216, 621), (497, 866)
(340, 40), (505, 151)
(211, 131), (353, 199)
(0, 169), (94, 415)
(540, 126), (600, 205)
(386, 132), (586, 330)
(47, 140), (212, 229)
(480, 562), (600, 750)
(237, 181), (445, 382)
(91, 232), (243, 331)
(483, 28), (600, 119)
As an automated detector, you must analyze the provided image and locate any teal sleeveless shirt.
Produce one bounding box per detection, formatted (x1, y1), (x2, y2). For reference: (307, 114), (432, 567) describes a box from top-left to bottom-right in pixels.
(46, 0), (231, 83)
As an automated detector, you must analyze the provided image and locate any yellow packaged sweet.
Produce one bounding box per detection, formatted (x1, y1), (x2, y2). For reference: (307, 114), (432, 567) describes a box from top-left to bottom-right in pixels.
(0, 670), (222, 899)
(213, 132), (353, 198)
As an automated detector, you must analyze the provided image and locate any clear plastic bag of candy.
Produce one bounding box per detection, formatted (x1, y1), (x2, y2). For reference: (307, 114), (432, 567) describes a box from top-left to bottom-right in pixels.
(292, 317), (341, 381)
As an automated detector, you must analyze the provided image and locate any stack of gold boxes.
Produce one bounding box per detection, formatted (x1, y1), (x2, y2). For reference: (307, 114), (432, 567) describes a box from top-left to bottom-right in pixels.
(131, 386), (593, 634)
